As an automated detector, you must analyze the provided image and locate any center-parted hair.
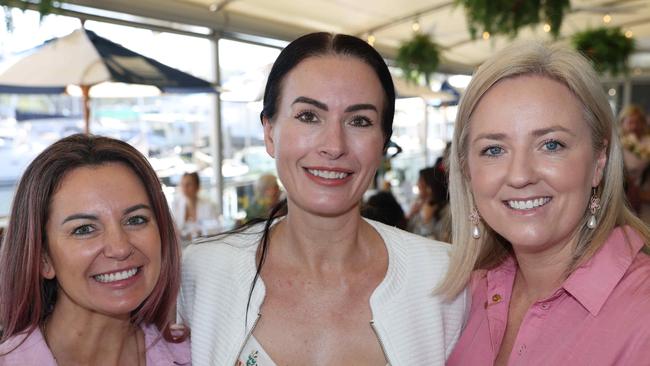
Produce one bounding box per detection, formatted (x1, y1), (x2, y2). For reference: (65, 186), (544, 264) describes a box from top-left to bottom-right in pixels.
(260, 32), (395, 149)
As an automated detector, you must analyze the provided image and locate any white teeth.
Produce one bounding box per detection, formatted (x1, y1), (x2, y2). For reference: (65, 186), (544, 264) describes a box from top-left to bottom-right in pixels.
(508, 197), (550, 211)
(307, 169), (349, 179)
(94, 268), (138, 283)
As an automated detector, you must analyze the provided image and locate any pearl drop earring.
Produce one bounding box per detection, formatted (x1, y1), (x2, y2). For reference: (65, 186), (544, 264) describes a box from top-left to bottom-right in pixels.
(587, 188), (601, 230)
(469, 207), (481, 239)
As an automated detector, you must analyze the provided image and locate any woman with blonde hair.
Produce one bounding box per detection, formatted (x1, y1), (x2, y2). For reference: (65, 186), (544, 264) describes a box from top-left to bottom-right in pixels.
(444, 41), (650, 365)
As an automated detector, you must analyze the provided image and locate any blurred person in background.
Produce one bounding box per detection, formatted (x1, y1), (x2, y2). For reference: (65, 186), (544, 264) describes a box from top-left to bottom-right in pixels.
(444, 41), (650, 365)
(243, 173), (282, 223)
(172, 171), (219, 241)
(179, 32), (466, 365)
(361, 190), (408, 230)
(619, 105), (650, 221)
(0, 134), (189, 365)
(407, 167), (450, 241)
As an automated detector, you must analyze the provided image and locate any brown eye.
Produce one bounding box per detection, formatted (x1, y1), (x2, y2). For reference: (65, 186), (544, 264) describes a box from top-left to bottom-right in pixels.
(295, 111), (318, 123)
(349, 115), (372, 127)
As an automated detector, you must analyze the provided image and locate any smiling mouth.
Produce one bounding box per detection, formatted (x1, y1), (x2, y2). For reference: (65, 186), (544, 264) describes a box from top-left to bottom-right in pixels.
(93, 267), (140, 283)
(306, 168), (351, 180)
(506, 197), (552, 211)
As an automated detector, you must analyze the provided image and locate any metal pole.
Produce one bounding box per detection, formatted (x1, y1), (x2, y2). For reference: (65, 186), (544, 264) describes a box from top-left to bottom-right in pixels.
(209, 31), (224, 215)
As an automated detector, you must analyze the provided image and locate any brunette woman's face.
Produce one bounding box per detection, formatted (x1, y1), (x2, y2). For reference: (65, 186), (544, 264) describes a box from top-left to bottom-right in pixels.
(263, 55), (385, 217)
(43, 163), (161, 318)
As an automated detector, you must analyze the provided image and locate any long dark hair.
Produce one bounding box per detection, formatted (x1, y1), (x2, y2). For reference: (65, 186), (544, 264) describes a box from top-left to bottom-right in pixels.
(241, 32), (396, 321)
(0, 134), (185, 343)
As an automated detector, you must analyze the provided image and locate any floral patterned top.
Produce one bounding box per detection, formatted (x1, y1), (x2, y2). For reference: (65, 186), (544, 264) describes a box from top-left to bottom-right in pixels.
(236, 336), (390, 366)
(237, 336), (276, 366)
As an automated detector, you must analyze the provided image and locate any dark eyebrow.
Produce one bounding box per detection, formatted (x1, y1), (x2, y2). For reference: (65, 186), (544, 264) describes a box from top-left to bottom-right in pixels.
(345, 104), (377, 113)
(124, 204), (151, 215)
(62, 214), (97, 225)
(292, 96), (328, 111)
(60, 204), (151, 225)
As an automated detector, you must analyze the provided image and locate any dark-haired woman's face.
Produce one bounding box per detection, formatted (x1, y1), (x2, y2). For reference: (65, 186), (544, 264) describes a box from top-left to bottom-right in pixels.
(263, 55), (385, 216)
(180, 175), (199, 200)
(43, 162), (161, 318)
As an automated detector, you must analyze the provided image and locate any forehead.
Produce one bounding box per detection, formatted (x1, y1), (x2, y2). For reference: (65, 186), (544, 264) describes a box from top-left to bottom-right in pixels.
(50, 163), (148, 213)
(470, 75), (586, 134)
(279, 55), (384, 105)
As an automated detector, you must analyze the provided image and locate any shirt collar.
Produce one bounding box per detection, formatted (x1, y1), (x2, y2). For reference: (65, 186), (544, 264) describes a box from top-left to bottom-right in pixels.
(563, 226), (645, 316)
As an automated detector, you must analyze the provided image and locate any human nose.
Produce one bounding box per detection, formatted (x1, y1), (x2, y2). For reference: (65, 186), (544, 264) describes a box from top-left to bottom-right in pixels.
(506, 150), (536, 188)
(318, 120), (346, 159)
(103, 225), (134, 260)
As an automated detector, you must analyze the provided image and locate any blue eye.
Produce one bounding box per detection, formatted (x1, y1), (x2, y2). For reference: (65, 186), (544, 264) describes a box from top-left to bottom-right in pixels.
(72, 224), (95, 236)
(295, 111), (318, 123)
(543, 139), (564, 151)
(481, 145), (504, 157)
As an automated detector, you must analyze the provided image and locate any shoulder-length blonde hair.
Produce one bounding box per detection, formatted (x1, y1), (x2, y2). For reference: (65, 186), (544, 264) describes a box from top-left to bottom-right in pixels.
(439, 40), (650, 299)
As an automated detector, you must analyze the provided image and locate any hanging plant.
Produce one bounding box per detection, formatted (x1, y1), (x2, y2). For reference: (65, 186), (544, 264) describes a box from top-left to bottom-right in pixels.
(456, 0), (570, 39)
(396, 33), (440, 85)
(572, 27), (635, 76)
(1, 0), (61, 31)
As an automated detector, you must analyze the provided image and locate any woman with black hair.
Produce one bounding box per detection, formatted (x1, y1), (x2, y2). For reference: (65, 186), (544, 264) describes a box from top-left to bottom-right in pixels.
(179, 32), (466, 365)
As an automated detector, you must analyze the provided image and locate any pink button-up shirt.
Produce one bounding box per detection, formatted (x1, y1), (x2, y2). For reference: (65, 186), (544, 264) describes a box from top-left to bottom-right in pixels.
(0, 323), (190, 365)
(447, 226), (650, 366)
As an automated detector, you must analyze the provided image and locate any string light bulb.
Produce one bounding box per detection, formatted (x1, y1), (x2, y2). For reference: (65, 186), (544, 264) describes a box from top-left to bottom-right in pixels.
(412, 20), (420, 32)
(543, 23), (551, 33)
(625, 30), (633, 38)
(603, 14), (612, 24)
(482, 31), (490, 40)
(367, 34), (376, 46)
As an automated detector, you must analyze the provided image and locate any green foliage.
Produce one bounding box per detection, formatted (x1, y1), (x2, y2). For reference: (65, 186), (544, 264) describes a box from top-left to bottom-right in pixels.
(396, 33), (440, 85)
(456, 0), (570, 39)
(572, 27), (635, 76)
(1, 0), (60, 31)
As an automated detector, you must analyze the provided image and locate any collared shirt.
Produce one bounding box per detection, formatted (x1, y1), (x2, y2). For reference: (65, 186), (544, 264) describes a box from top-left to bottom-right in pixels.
(0, 323), (191, 365)
(447, 226), (650, 366)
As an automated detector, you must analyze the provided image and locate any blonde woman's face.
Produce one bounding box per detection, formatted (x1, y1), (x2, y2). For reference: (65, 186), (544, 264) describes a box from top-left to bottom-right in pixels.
(466, 75), (606, 256)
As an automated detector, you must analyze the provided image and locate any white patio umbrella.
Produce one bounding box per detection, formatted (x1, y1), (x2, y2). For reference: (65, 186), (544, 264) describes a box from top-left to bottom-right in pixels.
(0, 28), (215, 133)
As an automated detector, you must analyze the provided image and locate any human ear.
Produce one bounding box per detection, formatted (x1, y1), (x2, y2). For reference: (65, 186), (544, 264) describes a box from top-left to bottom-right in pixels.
(592, 140), (608, 187)
(262, 116), (276, 158)
(41, 253), (56, 279)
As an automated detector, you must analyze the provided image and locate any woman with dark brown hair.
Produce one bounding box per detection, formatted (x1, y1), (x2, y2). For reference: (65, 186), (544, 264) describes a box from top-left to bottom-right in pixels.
(180, 32), (466, 365)
(0, 134), (189, 365)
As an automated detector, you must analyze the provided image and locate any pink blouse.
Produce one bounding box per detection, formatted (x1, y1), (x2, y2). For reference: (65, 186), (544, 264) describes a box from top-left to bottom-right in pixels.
(447, 226), (650, 365)
(0, 323), (190, 365)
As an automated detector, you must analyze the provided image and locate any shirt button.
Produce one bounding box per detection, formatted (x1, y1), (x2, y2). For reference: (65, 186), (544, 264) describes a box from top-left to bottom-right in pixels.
(492, 294), (502, 303)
